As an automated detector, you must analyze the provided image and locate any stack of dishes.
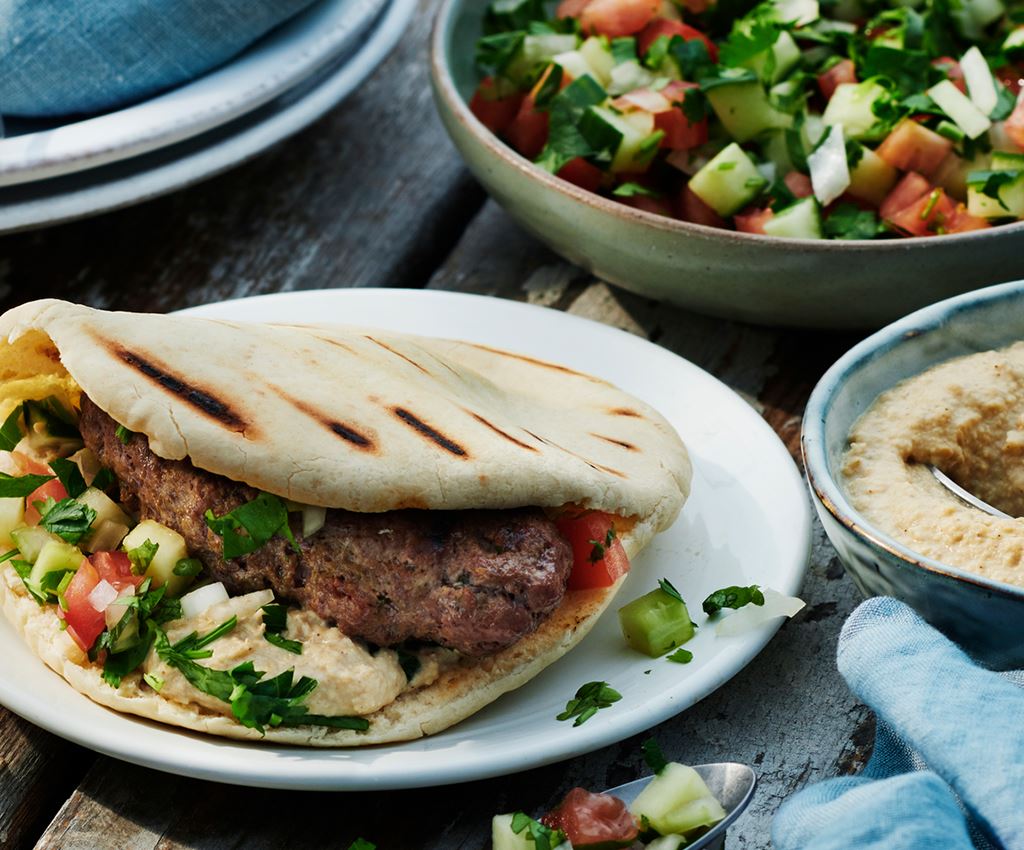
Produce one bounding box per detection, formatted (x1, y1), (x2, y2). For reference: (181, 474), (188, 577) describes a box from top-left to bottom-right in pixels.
(0, 0), (416, 234)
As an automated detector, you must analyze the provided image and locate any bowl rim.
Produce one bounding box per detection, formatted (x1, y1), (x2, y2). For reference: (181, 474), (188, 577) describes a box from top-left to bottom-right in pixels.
(802, 277), (1024, 602)
(428, 0), (1024, 250)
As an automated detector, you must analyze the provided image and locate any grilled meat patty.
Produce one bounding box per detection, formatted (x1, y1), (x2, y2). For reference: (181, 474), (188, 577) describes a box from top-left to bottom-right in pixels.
(78, 397), (573, 656)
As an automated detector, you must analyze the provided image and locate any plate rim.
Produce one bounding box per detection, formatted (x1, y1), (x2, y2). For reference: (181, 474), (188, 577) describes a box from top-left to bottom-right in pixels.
(0, 289), (811, 790)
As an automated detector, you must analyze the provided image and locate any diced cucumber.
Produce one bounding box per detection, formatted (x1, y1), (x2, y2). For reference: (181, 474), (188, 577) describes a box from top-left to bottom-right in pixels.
(553, 50), (601, 85)
(759, 129), (797, 172)
(581, 105), (658, 173)
(822, 80), (891, 141)
(505, 34), (580, 85)
(1004, 26), (1024, 54)
(953, 0), (1004, 40)
(0, 498), (25, 545)
(743, 30), (801, 84)
(762, 197), (823, 239)
(992, 151), (1024, 170)
(122, 519), (192, 596)
(706, 79), (793, 142)
(689, 143), (768, 216)
(30, 540), (85, 596)
(11, 526), (61, 563)
(967, 170), (1024, 218)
(927, 80), (991, 139)
(631, 763), (727, 836)
(78, 487), (132, 529)
(848, 146), (899, 205)
(492, 815), (534, 850)
(579, 36), (614, 86)
(619, 587), (695, 657)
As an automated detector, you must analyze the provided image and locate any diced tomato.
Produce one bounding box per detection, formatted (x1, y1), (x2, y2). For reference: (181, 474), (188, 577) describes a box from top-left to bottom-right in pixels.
(876, 120), (953, 177)
(91, 551), (145, 592)
(879, 172), (933, 221)
(946, 204), (992, 233)
(542, 788), (639, 849)
(469, 77), (525, 136)
(997, 64), (1024, 96)
(556, 0), (592, 18)
(1004, 97), (1024, 151)
(558, 157), (604, 192)
(619, 194), (673, 216)
(932, 57), (967, 94)
(505, 95), (549, 160)
(580, 0), (659, 38)
(24, 478), (69, 526)
(653, 106), (707, 150)
(734, 206), (775, 234)
(637, 19), (717, 62)
(886, 188), (956, 236)
(556, 511), (630, 590)
(677, 185), (727, 228)
(818, 59), (857, 100)
(11, 451), (51, 476)
(62, 558), (104, 652)
(784, 171), (814, 198)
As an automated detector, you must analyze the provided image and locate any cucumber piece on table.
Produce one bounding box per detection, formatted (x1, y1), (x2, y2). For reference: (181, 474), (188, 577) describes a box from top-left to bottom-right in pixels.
(762, 196), (823, 239)
(619, 587), (695, 657)
(631, 763), (727, 836)
(688, 143), (768, 216)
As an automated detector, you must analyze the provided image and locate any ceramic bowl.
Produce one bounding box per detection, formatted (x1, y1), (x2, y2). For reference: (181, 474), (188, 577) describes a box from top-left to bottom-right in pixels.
(802, 279), (1024, 669)
(429, 0), (1024, 329)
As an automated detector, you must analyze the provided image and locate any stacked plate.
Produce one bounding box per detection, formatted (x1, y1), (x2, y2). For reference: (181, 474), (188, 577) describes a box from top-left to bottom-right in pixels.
(0, 0), (416, 233)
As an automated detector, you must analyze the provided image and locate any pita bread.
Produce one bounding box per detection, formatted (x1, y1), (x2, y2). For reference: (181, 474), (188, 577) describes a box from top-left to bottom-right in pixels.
(0, 299), (691, 745)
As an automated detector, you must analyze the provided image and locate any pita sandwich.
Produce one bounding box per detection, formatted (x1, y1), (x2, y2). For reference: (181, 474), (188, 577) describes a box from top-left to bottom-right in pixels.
(0, 299), (691, 745)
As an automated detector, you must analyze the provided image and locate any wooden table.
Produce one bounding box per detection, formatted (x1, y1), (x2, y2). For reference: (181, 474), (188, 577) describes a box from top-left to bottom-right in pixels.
(0, 3), (874, 846)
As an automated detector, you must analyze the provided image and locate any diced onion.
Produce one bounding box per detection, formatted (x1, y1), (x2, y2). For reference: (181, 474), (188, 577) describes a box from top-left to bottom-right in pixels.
(88, 579), (119, 612)
(613, 89), (671, 114)
(808, 124), (850, 206)
(302, 505), (327, 538)
(608, 61), (656, 96)
(715, 588), (806, 636)
(180, 582), (229, 619)
(105, 587), (136, 630)
(961, 46), (998, 117)
(927, 80), (991, 139)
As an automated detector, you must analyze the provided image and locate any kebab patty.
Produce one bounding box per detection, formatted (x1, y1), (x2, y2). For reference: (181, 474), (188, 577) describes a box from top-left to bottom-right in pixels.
(78, 397), (574, 657)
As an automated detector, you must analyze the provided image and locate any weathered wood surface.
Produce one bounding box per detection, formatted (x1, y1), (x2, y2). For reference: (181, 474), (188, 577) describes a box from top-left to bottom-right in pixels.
(0, 0), (873, 846)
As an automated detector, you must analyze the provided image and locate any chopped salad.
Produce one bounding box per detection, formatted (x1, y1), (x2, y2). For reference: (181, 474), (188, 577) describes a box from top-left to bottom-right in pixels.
(470, 0), (1024, 238)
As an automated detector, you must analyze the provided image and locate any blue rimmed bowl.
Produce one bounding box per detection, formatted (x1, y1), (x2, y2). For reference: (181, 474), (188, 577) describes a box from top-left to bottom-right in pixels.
(803, 279), (1024, 669)
(429, 0), (1024, 329)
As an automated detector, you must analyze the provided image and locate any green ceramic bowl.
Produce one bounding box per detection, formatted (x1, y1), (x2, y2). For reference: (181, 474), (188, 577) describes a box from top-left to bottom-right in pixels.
(429, 0), (1024, 329)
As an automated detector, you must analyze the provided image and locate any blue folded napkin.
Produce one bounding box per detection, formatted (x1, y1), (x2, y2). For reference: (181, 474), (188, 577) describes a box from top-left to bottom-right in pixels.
(772, 597), (1024, 850)
(0, 0), (321, 118)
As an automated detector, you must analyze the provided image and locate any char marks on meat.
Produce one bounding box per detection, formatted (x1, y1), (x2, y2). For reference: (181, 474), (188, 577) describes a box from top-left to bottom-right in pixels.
(78, 397), (573, 656)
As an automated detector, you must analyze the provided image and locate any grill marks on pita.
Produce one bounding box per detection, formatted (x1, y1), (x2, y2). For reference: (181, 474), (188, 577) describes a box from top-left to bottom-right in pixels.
(524, 429), (627, 479)
(365, 336), (432, 376)
(591, 434), (639, 452)
(467, 411), (539, 453)
(268, 385), (377, 452)
(466, 343), (605, 382)
(111, 345), (249, 433)
(392, 407), (468, 457)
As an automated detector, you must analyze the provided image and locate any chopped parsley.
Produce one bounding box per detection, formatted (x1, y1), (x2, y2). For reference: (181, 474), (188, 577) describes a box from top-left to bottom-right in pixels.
(262, 604), (303, 655)
(613, 182), (661, 198)
(0, 405), (23, 451)
(127, 539), (159, 575)
(510, 813), (566, 850)
(48, 458), (86, 499)
(114, 424), (133, 444)
(38, 497), (96, 545)
(535, 75), (609, 175)
(702, 585), (766, 615)
(174, 615), (239, 658)
(204, 493), (300, 559)
(0, 472), (55, 498)
(347, 841), (376, 850)
(173, 557), (204, 577)
(556, 680), (622, 726)
(658, 577), (684, 603)
(967, 170), (1017, 212)
(667, 647), (694, 663)
(642, 737), (669, 774)
(824, 204), (888, 240)
(587, 525), (617, 563)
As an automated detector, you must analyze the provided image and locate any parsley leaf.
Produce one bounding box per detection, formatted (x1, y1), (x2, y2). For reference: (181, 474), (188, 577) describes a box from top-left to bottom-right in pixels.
(719, 18), (781, 68)
(205, 493), (300, 559)
(127, 539), (159, 575)
(475, 30), (526, 74)
(967, 170), (1017, 211)
(0, 405), (23, 451)
(860, 45), (939, 96)
(824, 204), (888, 239)
(262, 604), (303, 655)
(511, 813), (566, 850)
(702, 585), (766, 615)
(536, 75), (609, 173)
(347, 841), (377, 850)
(114, 424), (133, 444)
(669, 37), (718, 82)
(484, 0), (545, 33)
(613, 182), (661, 197)
(0, 472), (54, 498)
(39, 498), (96, 544)
(173, 557), (203, 577)
(667, 647), (694, 663)
(612, 36), (638, 64)
(557, 680), (622, 726)
(48, 458), (86, 499)
(642, 737), (669, 773)
(658, 577), (684, 603)
(991, 82), (1017, 121)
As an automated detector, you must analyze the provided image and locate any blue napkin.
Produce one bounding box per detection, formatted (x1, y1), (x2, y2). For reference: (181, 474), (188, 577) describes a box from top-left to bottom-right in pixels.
(0, 0), (321, 118)
(772, 597), (1024, 850)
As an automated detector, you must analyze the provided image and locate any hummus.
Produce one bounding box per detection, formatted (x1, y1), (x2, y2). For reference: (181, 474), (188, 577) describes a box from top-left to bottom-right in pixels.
(843, 342), (1024, 586)
(146, 590), (451, 718)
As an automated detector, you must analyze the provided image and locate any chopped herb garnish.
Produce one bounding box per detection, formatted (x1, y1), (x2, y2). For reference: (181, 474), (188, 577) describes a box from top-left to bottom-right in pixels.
(173, 557), (203, 577)
(127, 539), (159, 575)
(557, 680), (622, 726)
(642, 737), (669, 774)
(205, 492), (300, 559)
(667, 647), (694, 663)
(91, 467), (117, 492)
(824, 204), (888, 240)
(175, 616), (239, 655)
(25, 398), (79, 439)
(265, 633), (304, 654)
(114, 424), (133, 444)
(510, 813), (566, 850)
(475, 30), (526, 74)
(262, 604), (303, 654)
(48, 458), (86, 499)
(347, 841), (376, 850)
(396, 648), (421, 681)
(702, 585), (766, 615)
(967, 170), (1016, 211)
(143, 672), (164, 692)
(613, 181), (661, 197)
(39, 497), (96, 544)
(0, 405), (23, 451)
(658, 577), (684, 603)
(0, 548), (18, 564)
(0, 472), (55, 498)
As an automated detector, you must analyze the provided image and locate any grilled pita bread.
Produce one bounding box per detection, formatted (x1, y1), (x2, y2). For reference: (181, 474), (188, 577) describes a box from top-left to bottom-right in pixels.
(0, 299), (691, 745)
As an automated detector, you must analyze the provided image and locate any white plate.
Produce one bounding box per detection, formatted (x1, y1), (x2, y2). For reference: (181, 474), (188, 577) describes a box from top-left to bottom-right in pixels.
(0, 290), (811, 790)
(0, 0), (387, 188)
(0, 0), (414, 234)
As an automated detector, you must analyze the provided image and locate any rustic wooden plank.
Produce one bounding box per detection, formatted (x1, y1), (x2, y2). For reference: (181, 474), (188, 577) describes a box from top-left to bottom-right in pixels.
(0, 0), (482, 316)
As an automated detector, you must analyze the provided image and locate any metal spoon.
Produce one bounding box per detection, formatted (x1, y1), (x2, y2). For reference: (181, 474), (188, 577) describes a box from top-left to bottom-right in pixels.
(928, 465), (1012, 519)
(604, 762), (757, 850)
